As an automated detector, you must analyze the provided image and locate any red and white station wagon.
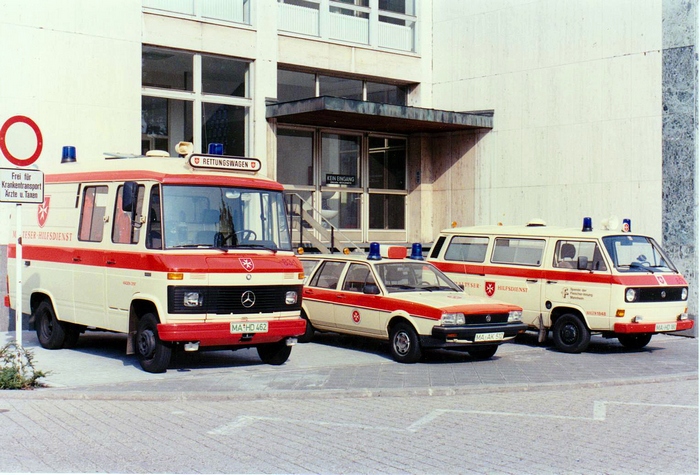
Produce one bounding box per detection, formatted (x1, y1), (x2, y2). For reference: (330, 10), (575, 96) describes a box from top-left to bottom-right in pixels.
(299, 244), (527, 363)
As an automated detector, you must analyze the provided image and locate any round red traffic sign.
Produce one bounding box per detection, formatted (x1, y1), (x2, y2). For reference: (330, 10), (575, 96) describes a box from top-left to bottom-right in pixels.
(0, 115), (43, 167)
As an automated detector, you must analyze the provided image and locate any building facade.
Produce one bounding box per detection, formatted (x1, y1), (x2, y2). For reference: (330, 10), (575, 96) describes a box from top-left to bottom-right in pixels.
(1, 0), (697, 329)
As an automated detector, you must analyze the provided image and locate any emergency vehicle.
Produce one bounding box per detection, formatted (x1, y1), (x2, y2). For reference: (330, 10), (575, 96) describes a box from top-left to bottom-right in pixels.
(6, 144), (306, 372)
(427, 218), (693, 353)
(298, 243), (527, 363)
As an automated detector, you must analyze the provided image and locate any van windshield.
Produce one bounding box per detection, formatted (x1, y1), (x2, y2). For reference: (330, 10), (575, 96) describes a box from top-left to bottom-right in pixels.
(160, 185), (292, 251)
(602, 235), (677, 273)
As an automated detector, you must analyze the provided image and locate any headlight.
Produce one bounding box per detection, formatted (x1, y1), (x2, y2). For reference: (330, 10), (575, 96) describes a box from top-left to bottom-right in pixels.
(183, 291), (203, 307)
(625, 288), (637, 302)
(681, 288), (688, 301)
(508, 310), (523, 322)
(285, 291), (298, 305)
(440, 312), (465, 325)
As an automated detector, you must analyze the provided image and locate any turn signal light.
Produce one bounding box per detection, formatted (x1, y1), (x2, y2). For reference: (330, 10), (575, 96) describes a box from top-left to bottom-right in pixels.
(167, 272), (184, 280)
(615, 309), (625, 317)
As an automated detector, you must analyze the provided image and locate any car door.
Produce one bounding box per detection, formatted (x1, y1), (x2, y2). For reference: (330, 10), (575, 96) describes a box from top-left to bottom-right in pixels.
(334, 263), (384, 336)
(302, 260), (347, 330)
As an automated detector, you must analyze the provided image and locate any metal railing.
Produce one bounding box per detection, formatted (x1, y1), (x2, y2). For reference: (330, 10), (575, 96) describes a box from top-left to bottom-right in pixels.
(285, 192), (362, 254)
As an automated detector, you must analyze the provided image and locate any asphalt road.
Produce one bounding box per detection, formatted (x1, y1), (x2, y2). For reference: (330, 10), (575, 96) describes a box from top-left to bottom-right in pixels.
(0, 330), (697, 474)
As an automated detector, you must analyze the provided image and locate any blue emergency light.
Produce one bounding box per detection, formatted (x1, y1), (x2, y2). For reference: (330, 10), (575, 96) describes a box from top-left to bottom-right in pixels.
(409, 243), (423, 260)
(208, 143), (224, 155)
(61, 146), (76, 163)
(582, 216), (593, 232)
(367, 242), (381, 260)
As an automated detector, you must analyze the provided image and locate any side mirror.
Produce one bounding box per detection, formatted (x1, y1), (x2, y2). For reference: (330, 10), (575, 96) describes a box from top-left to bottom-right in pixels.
(577, 256), (589, 270)
(363, 284), (380, 295)
(122, 181), (138, 214)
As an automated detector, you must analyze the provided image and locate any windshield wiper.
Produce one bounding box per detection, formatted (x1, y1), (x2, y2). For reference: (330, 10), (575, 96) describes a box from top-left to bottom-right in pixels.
(232, 243), (278, 253)
(421, 285), (455, 292)
(629, 262), (656, 273)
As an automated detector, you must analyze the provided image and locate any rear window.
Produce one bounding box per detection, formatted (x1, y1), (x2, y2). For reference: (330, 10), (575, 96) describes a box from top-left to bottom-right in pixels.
(492, 238), (545, 266)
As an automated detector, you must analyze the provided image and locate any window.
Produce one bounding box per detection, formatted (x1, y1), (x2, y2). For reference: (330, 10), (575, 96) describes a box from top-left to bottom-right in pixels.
(142, 46), (251, 156)
(113, 185), (145, 244)
(342, 263), (376, 292)
(277, 68), (410, 106)
(309, 261), (347, 289)
(492, 238), (545, 267)
(277, 129), (314, 186)
(368, 137), (406, 230)
(79, 186), (108, 242)
(553, 240), (608, 271)
(143, 0), (251, 25)
(146, 186), (163, 250)
(322, 133), (361, 229)
(444, 236), (489, 263)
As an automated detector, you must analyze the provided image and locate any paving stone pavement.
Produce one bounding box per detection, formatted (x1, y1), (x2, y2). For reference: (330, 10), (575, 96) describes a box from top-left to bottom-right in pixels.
(0, 330), (697, 474)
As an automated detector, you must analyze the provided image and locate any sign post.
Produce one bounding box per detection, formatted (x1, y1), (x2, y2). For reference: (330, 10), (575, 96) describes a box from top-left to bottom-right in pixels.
(0, 115), (44, 351)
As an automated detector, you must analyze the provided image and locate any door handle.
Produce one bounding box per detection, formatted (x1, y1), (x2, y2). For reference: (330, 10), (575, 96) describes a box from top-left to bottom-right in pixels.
(106, 260), (116, 265)
(526, 279), (538, 283)
(73, 257), (82, 262)
(546, 280), (558, 284)
(336, 294), (346, 299)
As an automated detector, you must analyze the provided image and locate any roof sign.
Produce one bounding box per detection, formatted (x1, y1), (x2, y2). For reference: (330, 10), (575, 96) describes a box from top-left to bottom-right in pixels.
(189, 154), (261, 173)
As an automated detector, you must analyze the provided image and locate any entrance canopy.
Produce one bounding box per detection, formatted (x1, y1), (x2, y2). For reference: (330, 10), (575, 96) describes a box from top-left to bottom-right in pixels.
(266, 96), (493, 134)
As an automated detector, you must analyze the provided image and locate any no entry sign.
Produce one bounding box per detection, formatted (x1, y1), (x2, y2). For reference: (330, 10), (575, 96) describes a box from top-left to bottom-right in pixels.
(0, 115), (43, 167)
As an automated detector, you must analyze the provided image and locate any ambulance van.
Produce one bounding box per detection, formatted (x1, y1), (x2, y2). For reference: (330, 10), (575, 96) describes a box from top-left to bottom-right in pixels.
(6, 145), (306, 372)
(427, 218), (693, 353)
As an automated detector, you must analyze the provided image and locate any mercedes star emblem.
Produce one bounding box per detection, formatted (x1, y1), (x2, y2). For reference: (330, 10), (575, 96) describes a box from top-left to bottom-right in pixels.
(241, 290), (256, 308)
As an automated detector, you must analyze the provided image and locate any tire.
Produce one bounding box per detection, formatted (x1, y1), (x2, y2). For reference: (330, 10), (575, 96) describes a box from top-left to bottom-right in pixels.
(389, 322), (422, 363)
(618, 333), (652, 350)
(552, 313), (590, 353)
(34, 300), (66, 349)
(297, 312), (315, 343)
(257, 340), (292, 365)
(135, 313), (172, 373)
(468, 344), (498, 360)
(62, 323), (82, 349)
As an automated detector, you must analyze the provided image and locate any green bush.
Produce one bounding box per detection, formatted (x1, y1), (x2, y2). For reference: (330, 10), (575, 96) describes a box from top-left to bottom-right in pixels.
(0, 341), (47, 390)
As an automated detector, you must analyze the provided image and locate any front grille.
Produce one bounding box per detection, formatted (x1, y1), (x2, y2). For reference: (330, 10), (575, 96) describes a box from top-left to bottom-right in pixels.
(464, 313), (510, 324)
(168, 285), (303, 314)
(636, 286), (687, 303)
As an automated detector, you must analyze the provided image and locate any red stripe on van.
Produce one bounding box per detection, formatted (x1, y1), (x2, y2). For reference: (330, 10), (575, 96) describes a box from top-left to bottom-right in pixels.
(8, 244), (302, 273)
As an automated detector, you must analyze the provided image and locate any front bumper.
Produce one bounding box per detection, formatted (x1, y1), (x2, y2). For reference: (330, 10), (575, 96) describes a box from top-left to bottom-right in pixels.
(423, 322), (528, 349)
(614, 319), (694, 334)
(157, 318), (306, 347)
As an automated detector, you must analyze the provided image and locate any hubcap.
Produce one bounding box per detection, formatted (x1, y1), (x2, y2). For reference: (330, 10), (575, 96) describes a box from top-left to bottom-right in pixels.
(561, 323), (578, 345)
(138, 329), (156, 358)
(394, 331), (410, 355)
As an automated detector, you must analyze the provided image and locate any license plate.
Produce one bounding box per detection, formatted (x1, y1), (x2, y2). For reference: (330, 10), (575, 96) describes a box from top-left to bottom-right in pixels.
(230, 322), (268, 333)
(655, 323), (677, 332)
(474, 332), (504, 342)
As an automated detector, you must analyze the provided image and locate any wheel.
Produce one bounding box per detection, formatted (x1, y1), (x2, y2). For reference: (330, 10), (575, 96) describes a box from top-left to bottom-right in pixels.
(34, 300), (66, 349)
(618, 333), (652, 350)
(467, 344), (498, 360)
(62, 323), (82, 348)
(297, 312), (315, 343)
(257, 340), (292, 365)
(552, 313), (590, 353)
(135, 313), (172, 373)
(389, 322), (422, 363)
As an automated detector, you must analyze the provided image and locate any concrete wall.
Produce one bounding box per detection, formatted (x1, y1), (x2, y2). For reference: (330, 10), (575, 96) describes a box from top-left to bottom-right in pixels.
(430, 0), (665, 236)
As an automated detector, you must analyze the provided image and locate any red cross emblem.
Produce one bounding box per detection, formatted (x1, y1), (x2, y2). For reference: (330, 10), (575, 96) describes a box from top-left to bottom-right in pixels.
(485, 281), (496, 297)
(352, 310), (361, 323)
(239, 258), (254, 272)
(37, 196), (50, 228)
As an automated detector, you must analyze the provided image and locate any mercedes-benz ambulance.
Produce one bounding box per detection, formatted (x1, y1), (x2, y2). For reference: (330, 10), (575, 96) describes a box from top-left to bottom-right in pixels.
(6, 144), (305, 372)
(427, 218), (693, 353)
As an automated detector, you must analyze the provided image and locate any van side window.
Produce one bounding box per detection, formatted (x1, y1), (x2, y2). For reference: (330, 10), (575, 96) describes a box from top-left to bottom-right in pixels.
(554, 240), (607, 271)
(492, 238), (545, 266)
(78, 186), (108, 242)
(444, 236), (489, 262)
(146, 187), (162, 249)
(113, 185), (145, 244)
(309, 261), (346, 290)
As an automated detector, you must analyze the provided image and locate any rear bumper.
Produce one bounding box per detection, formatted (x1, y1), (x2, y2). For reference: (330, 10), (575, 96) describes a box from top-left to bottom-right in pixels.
(157, 318), (306, 347)
(614, 319), (694, 334)
(424, 322), (528, 348)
